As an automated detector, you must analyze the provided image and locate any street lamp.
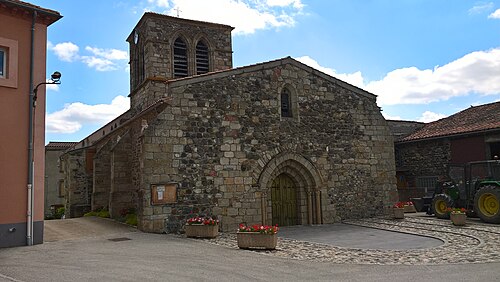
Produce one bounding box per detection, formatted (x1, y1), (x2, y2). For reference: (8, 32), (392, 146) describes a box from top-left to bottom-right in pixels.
(27, 71), (61, 246)
(33, 71), (61, 107)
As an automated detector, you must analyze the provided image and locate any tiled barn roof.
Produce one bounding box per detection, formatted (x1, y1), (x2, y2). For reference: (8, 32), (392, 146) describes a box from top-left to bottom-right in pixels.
(399, 101), (500, 142)
(45, 142), (78, 151)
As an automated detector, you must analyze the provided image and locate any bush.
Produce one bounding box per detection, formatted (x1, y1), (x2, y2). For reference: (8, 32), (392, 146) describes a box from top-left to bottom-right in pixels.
(84, 211), (98, 217)
(125, 214), (138, 226)
(55, 207), (65, 219)
(98, 209), (110, 218)
(84, 208), (109, 218)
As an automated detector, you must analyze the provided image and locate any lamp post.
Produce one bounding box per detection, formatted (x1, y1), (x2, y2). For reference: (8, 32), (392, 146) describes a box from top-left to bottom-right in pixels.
(27, 71), (61, 246)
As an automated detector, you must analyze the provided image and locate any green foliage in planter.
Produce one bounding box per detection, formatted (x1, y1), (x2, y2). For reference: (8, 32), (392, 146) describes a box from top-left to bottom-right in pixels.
(84, 211), (98, 217)
(84, 208), (109, 218)
(98, 210), (110, 218)
(125, 214), (138, 226)
(55, 207), (65, 219)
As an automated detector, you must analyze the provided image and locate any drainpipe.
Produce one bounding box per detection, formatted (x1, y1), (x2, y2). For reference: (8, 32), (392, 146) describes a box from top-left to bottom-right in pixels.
(27, 10), (37, 246)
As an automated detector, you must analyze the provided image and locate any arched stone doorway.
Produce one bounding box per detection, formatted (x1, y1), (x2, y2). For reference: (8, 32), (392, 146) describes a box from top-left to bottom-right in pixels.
(258, 153), (323, 226)
(271, 173), (297, 226)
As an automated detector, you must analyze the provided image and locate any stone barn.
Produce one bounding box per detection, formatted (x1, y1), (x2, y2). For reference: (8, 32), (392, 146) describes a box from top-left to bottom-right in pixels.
(61, 13), (397, 233)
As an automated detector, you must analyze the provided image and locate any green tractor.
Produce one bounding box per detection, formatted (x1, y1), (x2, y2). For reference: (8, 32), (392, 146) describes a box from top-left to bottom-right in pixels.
(427, 160), (500, 223)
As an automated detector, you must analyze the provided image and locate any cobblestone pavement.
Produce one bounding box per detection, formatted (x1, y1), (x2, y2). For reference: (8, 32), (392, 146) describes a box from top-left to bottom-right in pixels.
(196, 216), (500, 265)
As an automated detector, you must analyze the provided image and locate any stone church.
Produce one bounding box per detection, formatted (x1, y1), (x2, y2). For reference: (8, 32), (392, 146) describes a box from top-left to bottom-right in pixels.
(61, 12), (397, 233)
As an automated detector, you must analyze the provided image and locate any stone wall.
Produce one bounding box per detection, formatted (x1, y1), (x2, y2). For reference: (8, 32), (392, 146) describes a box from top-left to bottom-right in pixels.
(129, 14), (233, 112)
(61, 149), (91, 218)
(44, 149), (65, 217)
(138, 59), (397, 233)
(109, 131), (135, 218)
(92, 140), (112, 211)
(395, 139), (451, 183)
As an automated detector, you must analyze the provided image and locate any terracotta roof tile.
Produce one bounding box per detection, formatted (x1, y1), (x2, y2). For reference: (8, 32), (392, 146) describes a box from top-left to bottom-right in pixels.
(399, 101), (500, 142)
(45, 142), (78, 150)
(1, 0), (60, 16)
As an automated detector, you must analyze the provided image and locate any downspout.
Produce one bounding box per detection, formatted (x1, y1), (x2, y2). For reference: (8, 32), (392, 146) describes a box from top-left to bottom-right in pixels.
(27, 10), (37, 246)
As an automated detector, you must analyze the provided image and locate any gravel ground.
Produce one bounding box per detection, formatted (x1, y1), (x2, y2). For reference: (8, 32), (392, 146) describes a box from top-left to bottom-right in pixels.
(195, 216), (500, 265)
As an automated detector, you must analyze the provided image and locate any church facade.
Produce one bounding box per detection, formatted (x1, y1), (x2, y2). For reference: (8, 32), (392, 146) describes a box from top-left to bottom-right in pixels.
(61, 13), (397, 233)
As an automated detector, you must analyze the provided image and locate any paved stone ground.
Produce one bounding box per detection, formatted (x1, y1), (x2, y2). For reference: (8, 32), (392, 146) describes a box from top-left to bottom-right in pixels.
(196, 216), (500, 265)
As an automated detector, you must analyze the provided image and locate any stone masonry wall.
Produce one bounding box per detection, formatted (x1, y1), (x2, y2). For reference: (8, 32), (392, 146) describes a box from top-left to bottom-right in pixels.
(92, 140), (112, 211)
(109, 132), (135, 218)
(139, 60), (397, 233)
(130, 14), (233, 112)
(62, 149), (91, 218)
(395, 139), (451, 184)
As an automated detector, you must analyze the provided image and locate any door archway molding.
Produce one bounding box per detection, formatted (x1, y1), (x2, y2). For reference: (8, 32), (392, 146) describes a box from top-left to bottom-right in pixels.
(257, 152), (324, 225)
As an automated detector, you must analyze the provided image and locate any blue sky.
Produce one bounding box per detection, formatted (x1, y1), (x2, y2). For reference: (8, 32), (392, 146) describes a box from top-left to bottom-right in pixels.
(29, 0), (500, 143)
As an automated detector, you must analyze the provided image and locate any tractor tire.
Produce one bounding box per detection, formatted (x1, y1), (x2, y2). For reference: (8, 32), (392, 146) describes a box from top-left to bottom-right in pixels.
(474, 185), (500, 224)
(431, 194), (454, 219)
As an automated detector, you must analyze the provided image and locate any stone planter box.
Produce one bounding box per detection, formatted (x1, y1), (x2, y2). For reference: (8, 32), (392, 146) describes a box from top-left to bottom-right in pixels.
(185, 224), (218, 238)
(393, 208), (405, 219)
(237, 232), (278, 250)
(450, 213), (466, 226)
(404, 205), (417, 213)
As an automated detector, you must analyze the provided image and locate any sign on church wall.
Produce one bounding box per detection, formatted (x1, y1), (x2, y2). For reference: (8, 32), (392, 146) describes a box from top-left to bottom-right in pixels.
(151, 183), (177, 204)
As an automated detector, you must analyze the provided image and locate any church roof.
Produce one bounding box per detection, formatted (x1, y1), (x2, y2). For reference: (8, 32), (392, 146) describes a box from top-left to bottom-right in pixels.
(398, 101), (500, 143)
(127, 12), (234, 42)
(69, 98), (171, 151)
(159, 56), (378, 102)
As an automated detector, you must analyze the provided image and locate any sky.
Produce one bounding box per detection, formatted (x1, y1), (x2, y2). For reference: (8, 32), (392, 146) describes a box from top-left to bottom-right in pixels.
(28, 0), (500, 143)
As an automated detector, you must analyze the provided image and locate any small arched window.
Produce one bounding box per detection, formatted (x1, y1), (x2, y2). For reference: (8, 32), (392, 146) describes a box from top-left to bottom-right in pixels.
(196, 41), (209, 75)
(173, 37), (188, 78)
(281, 88), (292, 117)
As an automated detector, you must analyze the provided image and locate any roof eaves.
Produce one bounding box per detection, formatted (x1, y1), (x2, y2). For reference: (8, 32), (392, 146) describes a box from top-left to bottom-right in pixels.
(396, 127), (500, 144)
(0, 0), (62, 25)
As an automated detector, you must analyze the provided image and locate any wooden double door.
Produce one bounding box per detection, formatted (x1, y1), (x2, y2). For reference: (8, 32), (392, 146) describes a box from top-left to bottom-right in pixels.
(271, 173), (297, 226)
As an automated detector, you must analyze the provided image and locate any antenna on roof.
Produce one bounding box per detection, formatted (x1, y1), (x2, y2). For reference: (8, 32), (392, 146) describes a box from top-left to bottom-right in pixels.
(174, 7), (182, 17)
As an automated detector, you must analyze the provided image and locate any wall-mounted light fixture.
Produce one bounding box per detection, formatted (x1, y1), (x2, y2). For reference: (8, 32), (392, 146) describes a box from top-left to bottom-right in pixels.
(33, 71), (61, 107)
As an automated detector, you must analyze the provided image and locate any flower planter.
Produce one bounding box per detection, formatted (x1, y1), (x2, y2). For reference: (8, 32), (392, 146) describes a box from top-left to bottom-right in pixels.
(404, 204), (416, 213)
(450, 213), (466, 226)
(185, 224), (218, 238)
(393, 207), (405, 219)
(237, 232), (278, 250)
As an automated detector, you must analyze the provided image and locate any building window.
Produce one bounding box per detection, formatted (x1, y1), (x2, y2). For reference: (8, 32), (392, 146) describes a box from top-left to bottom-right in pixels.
(281, 88), (292, 117)
(173, 37), (188, 78)
(0, 47), (5, 78)
(0, 37), (18, 88)
(195, 41), (209, 75)
(58, 180), (65, 198)
(133, 43), (145, 88)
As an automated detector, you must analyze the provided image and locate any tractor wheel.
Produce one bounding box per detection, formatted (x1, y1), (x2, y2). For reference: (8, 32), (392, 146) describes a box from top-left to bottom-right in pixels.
(431, 194), (453, 219)
(474, 185), (500, 224)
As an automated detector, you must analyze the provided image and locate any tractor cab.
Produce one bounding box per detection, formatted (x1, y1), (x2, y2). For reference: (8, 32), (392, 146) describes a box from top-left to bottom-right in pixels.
(426, 160), (500, 224)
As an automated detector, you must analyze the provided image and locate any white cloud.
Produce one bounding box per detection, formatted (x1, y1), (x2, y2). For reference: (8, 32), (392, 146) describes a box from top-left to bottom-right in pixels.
(468, 2), (493, 14)
(295, 56), (365, 88)
(81, 56), (117, 71)
(488, 9), (500, 19)
(145, 0), (303, 35)
(51, 42), (79, 62)
(416, 111), (447, 123)
(367, 48), (500, 105)
(148, 0), (169, 8)
(295, 48), (500, 107)
(46, 82), (59, 92)
(85, 46), (128, 60)
(266, 0), (304, 9)
(382, 113), (402, 120)
(46, 96), (130, 133)
(49, 42), (128, 72)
